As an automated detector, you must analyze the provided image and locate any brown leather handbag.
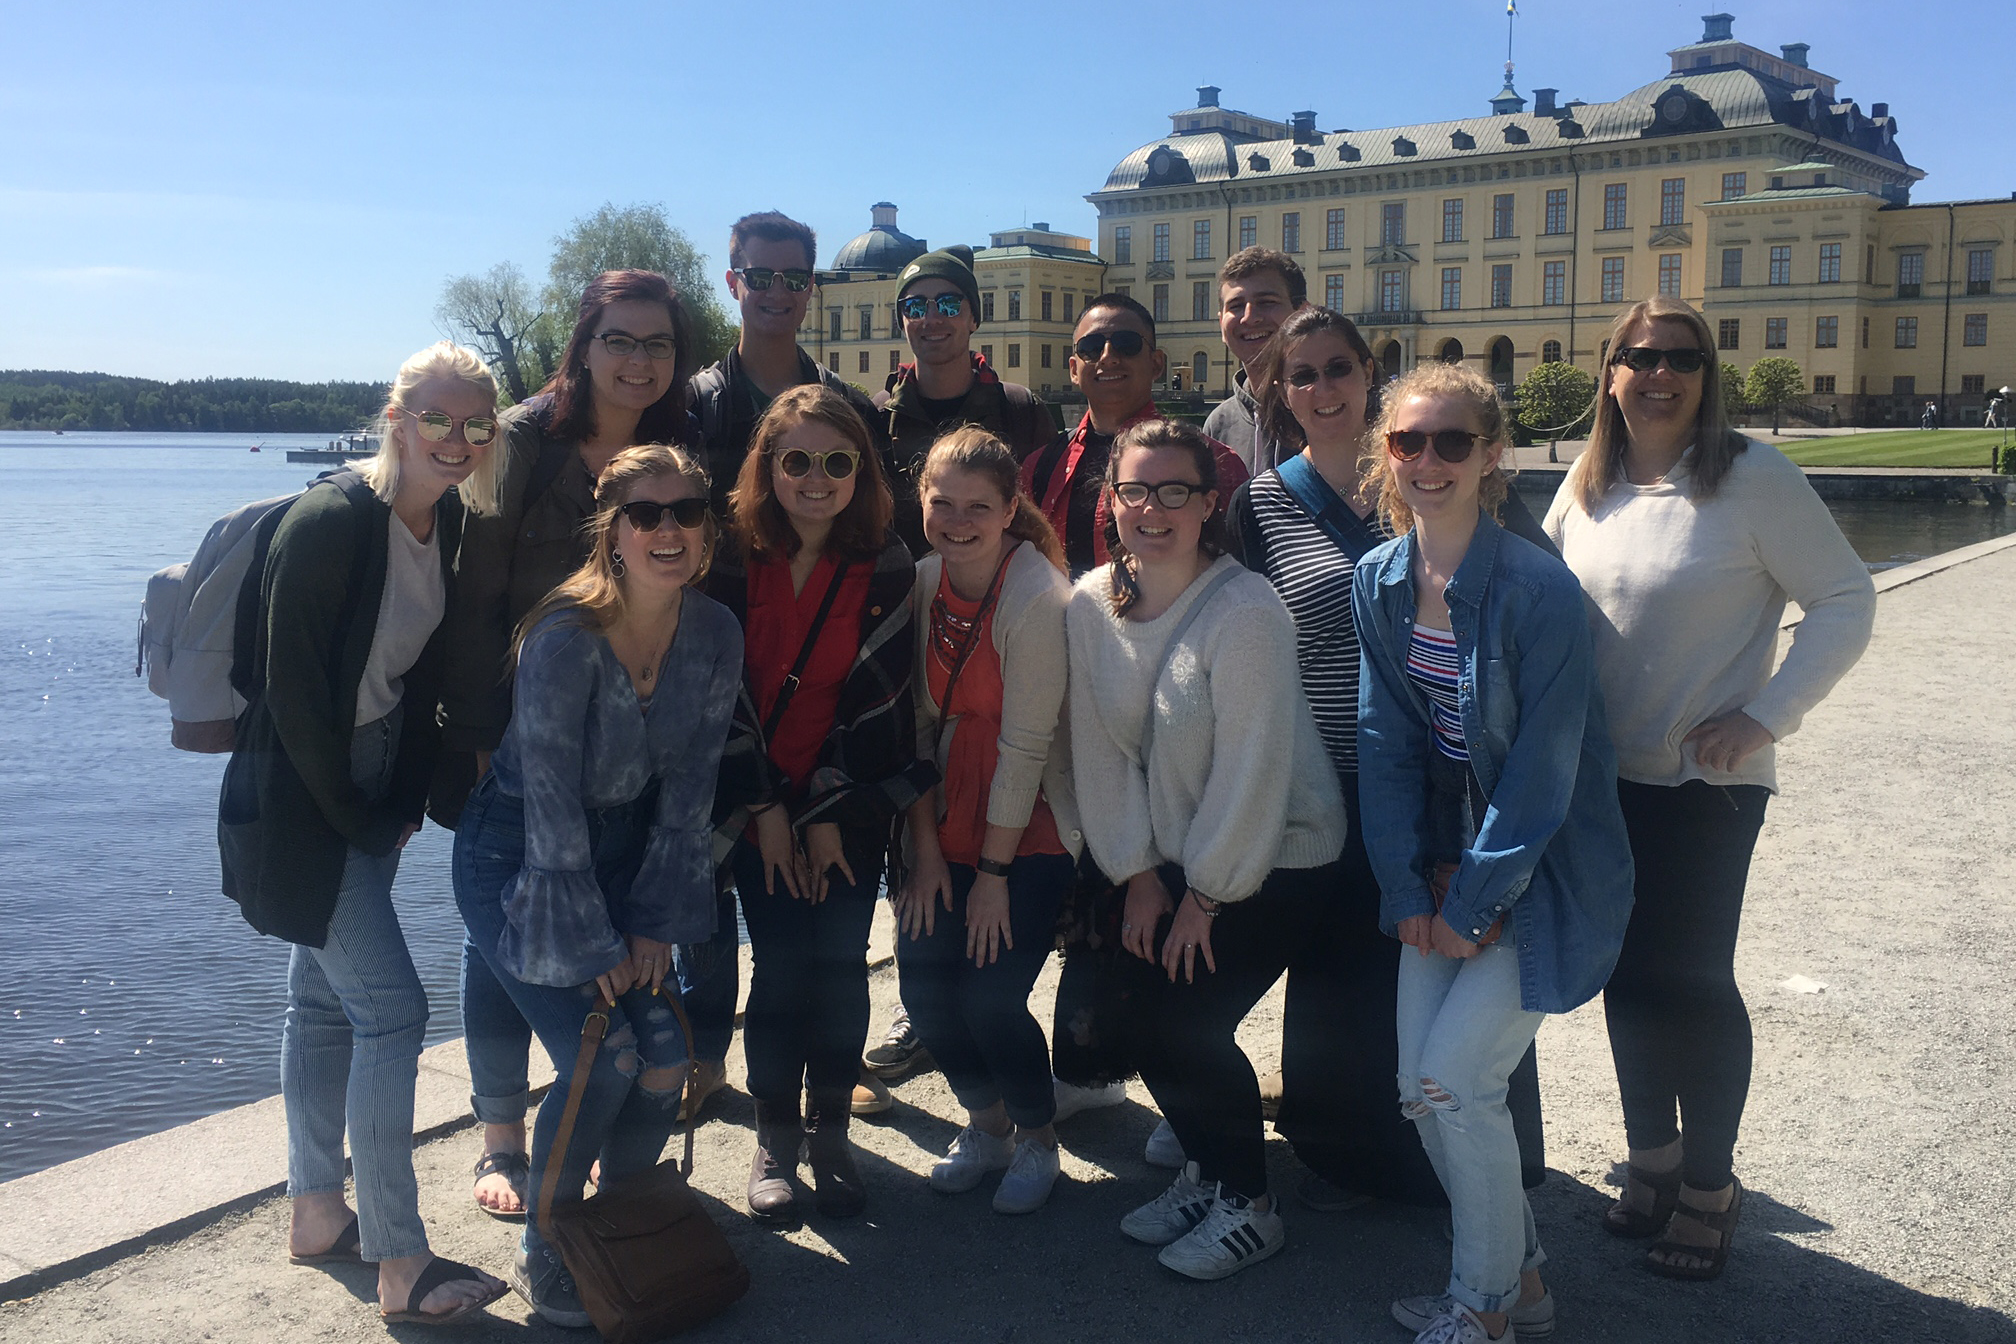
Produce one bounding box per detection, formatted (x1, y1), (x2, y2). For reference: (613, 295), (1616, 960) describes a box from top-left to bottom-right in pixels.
(536, 994), (750, 1342)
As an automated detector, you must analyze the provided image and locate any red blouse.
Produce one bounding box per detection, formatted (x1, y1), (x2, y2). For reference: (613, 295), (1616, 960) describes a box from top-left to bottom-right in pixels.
(745, 551), (872, 797)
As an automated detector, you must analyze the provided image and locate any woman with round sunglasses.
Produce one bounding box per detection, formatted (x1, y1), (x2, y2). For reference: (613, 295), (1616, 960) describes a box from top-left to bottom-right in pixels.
(1068, 418), (1347, 1281)
(709, 383), (934, 1225)
(893, 427), (1077, 1214)
(220, 342), (509, 1327)
(1545, 297), (1873, 1280)
(438, 269), (708, 1219)
(1351, 361), (1634, 1344)
(453, 443), (741, 1326)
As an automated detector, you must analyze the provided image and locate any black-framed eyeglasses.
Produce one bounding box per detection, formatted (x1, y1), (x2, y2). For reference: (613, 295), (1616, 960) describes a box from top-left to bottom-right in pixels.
(1112, 479), (1203, 509)
(898, 293), (966, 321)
(775, 447), (860, 480)
(1284, 357), (1361, 390)
(733, 266), (814, 293)
(1611, 346), (1709, 375)
(593, 332), (678, 360)
(1385, 429), (1488, 464)
(397, 407), (498, 447)
(617, 498), (709, 533)
(1073, 329), (1147, 361)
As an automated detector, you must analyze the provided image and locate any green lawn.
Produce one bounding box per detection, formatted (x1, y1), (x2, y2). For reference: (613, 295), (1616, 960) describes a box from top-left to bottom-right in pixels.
(1780, 428), (2009, 468)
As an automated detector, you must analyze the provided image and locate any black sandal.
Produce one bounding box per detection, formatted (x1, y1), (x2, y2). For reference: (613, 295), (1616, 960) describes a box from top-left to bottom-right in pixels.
(472, 1150), (530, 1221)
(381, 1256), (509, 1326)
(1603, 1161), (1683, 1238)
(1645, 1179), (1743, 1281)
(288, 1213), (362, 1265)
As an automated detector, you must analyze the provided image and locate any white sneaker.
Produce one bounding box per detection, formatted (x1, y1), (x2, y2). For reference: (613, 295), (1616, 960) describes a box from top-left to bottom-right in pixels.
(1051, 1077), (1126, 1123)
(1143, 1117), (1185, 1169)
(1155, 1189), (1285, 1281)
(1393, 1291), (1556, 1339)
(1410, 1305), (1503, 1344)
(1119, 1161), (1216, 1245)
(992, 1139), (1061, 1214)
(929, 1125), (1014, 1194)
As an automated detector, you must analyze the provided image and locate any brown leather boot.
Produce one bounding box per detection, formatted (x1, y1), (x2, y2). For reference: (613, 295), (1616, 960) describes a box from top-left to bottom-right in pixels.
(805, 1090), (867, 1218)
(747, 1100), (802, 1226)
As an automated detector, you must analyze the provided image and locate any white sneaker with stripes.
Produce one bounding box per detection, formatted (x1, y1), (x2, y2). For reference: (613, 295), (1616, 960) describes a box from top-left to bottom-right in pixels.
(1118, 1162), (1216, 1245)
(1155, 1190), (1285, 1280)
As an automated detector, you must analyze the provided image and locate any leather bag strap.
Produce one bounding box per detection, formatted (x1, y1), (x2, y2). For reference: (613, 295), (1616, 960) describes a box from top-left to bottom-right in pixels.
(760, 560), (853, 743)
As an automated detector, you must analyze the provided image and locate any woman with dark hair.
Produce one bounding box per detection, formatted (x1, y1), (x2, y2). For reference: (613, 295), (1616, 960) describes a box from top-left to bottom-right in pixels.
(437, 270), (712, 1219)
(1068, 418), (1347, 1281)
(708, 384), (936, 1225)
(894, 427), (1077, 1215)
(1546, 296), (1873, 1280)
(454, 443), (741, 1326)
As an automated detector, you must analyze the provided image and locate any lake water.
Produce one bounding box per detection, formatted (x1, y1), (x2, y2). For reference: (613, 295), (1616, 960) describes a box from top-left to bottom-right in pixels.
(0, 432), (2009, 1183)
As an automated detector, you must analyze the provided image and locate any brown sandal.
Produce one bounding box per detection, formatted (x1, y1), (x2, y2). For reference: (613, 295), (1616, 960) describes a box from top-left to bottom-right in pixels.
(1645, 1179), (1743, 1281)
(1604, 1161), (1683, 1238)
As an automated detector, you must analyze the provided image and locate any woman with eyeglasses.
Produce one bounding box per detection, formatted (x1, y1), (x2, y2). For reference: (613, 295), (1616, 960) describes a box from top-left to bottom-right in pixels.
(1351, 361), (1634, 1344)
(1545, 297), (1873, 1281)
(452, 443), (740, 1326)
(220, 342), (510, 1327)
(1068, 418), (1347, 1281)
(709, 383), (935, 1225)
(438, 269), (708, 1220)
(893, 427), (1076, 1215)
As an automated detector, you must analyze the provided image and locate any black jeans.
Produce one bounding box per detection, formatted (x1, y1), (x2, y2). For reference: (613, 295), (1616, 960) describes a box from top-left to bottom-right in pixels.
(1605, 778), (1770, 1190)
(732, 840), (884, 1109)
(1051, 854), (1151, 1088)
(1133, 862), (1341, 1200)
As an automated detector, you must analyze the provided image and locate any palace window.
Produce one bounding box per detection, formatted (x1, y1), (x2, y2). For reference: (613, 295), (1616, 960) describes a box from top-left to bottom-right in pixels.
(1379, 269), (1404, 312)
(1442, 198), (1464, 243)
(1440, 267), (1462, 310)
(1721, 172), (1747, 200)
(1325, 274), (1345, 311)
(1818, 243), (1841, 284)
(1544, 189), (1568, 235)
(1861, 316), (1869, 348)
(1814, 375), (1836, 394)
(858, 306), (873, 339)
(1239, 216), (1257, 250)
(1965, 313), (1988, 346)
(1897, 252), (1923, 298)
(982, 291), (996, 321)
(1765, 317), (1787, 349)
(1008, 290), (1021, 320)
(1151, 284), (1168, 323)
(1542, 340), (1562, 363)
(980, 344), (993, 362)
(1658, 253), (1683, 297)
(1194, 219), (1211, 260)
(1768, 246), (1791, 286)
(1382, 202), (1406, 246)
(828, 309), (842, 341)
(1008, 343), (1021, 368)
(1895, 316), (1918, 348)
(1062, 293), (1075, 322)
(1194, 353), (1209, 386)
(1283, 212), (1301, 253)
(857, 350), (870, 373)
(1041, 343), (1053, 368)
(1718, 318), (1740, 350)
(1968, 249), (1994, 295)
(1113, 227), (1131, 264)
(1816, 315), (1838, 348)
(1491, 194), (1514, 239)
(1602, 183), (1628, 230)
(1963, 374), (1985, 394)
(1491, 264), (1512, 308)
(1041, 291), (1053, 322)
(1893, 375), (1915, 395)
(1721, 248), (1743, 288)
(1542, 260), (1566, 305)
(889, 349), (901, 372)
(1193, 281), (1211, 322)
(1660, 177), (1685, 226)
(1326, 208), (1346, 250)
(1601, 256), (1625, 304)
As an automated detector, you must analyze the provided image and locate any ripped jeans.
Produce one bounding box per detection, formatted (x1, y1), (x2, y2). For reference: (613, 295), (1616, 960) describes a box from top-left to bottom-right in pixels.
(1396, 942), (1546, 1316)
(455, 781), (690, 1259)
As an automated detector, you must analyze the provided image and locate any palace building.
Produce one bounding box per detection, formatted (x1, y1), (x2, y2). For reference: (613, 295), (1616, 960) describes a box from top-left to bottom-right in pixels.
(1086, 12), (2014, 424)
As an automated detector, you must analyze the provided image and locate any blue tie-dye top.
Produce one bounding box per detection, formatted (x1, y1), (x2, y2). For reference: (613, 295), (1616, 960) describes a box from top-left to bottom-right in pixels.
(489, 592), (743, 987)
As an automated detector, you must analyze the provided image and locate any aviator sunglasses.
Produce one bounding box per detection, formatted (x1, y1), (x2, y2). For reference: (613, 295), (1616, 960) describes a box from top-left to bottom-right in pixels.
(1611, 346), (1709, 375)
(1073, 329), (1147, 360)
(398, 407), (498, 447)
(775, 447), (860, 480)
(617, 498), (710, 532)
(733, 266), (814, 293)
(898, 293), (966, 321)
(1385, 429), (1488, 464)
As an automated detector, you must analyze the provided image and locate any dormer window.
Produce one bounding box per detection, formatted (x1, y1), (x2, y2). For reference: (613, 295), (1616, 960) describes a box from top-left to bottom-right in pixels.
(1248, 153), (1271, 171)
(1393, 137), (1417, 157)
(1451, 131), (1475, 150)
(1338, 143), (1361, 162)
(1292, 148), (1315, 166)
(1504, 125), (1529, 144)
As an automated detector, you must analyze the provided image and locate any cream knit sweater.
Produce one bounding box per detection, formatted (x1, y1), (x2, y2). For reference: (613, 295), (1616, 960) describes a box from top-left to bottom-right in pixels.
(1066, 553), (1347, 903)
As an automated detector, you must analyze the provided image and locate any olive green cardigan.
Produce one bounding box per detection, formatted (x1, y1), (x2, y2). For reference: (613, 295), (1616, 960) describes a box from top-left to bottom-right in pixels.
(219, 474), (462, 946)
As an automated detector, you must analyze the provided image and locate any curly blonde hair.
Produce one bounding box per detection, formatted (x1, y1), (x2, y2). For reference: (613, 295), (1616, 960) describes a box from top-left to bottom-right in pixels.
(1362, 361), (1511, 535)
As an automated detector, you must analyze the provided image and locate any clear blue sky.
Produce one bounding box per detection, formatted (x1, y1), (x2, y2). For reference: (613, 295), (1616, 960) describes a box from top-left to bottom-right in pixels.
(4, 0), (2007, 383)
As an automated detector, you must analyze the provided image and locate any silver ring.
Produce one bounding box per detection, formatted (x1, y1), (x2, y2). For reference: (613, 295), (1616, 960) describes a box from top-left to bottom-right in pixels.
(1184, 943), (1196, 951)
(1122, 922), (1134, 932)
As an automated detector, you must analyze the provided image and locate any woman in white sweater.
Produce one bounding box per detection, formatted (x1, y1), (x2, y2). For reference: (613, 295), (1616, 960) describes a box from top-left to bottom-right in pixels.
(896, 428), (1080, 1216)
(1545, 296), (1875, 1280)
(1068, 418), (1347, 1282)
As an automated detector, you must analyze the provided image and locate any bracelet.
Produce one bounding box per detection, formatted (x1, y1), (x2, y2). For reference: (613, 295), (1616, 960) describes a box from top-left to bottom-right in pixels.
(1189, 890), (1222, 919)
(976, 856), (1013, 878)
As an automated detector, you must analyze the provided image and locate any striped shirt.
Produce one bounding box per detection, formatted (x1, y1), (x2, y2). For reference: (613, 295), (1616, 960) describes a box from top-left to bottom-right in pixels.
(1406, 623), (1469, 762)
(1237, 468), (1390, 776)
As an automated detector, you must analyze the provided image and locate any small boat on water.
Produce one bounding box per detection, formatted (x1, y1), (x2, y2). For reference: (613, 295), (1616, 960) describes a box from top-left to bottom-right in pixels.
(249, 443), (262, 453)
(286, 431), (379, 464)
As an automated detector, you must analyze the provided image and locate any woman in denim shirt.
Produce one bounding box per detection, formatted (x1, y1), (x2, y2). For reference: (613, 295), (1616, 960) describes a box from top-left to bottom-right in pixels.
(454, 444), (743, 1327)
(1352, 363), (1634, 1344)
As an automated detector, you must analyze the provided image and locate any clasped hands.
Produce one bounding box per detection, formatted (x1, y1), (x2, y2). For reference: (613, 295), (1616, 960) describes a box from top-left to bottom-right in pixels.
(1120, 869), (1218, 984)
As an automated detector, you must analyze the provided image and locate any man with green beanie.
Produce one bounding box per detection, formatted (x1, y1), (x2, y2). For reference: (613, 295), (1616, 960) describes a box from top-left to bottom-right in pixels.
(874, 244), (1051, 555)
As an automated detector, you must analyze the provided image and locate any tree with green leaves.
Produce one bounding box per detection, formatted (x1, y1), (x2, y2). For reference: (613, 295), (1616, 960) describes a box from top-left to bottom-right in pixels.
(1513, 360), (1595, 461)
(1744, 357), (1806, 433)
(1719, 361), (1746, 419)
(544, 203), (738, 367)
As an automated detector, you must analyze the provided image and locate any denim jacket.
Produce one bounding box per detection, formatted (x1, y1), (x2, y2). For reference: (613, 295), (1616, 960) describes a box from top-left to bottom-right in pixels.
(490, 594), (744, 987)
(1352, 512), (1635, 1014)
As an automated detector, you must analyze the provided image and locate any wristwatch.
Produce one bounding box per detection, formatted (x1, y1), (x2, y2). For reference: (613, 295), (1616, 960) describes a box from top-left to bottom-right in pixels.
(976, 856), (1013, 878)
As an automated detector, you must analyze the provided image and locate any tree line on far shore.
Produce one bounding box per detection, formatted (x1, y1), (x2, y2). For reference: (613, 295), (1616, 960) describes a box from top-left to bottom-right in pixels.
(0, 371), (389, 434)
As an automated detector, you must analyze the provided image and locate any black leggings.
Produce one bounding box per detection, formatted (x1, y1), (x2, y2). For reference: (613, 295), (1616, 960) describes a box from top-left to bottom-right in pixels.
(1605, 779), (1769, 1190)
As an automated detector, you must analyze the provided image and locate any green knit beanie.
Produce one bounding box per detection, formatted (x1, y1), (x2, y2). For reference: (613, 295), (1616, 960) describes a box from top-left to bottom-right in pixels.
(896, 245), (982, 322)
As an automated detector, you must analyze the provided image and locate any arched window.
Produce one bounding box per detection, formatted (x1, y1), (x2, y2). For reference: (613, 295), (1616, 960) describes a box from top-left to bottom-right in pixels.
(1542, 340), (1563, 363)
(1380, 341), (1403, 377)
(1194, 352), (1210, 387)
(1439, 338), (1465, 364)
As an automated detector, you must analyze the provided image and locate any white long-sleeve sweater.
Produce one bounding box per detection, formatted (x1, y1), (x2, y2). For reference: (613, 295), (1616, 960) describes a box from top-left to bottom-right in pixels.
(1066, 553), (1347, 903)
(1544, 439), (1875, 791)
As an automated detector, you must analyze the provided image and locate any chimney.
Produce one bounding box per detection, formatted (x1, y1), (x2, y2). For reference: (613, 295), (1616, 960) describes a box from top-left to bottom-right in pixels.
(870, 202), (899, 229)
(1780, 43), (1810, 68)
(1533, 88), (1559, 116)
(1700, 13), (1734, 42)
(1031, 222), (1050, 232)
(1196, 85), (1221, 108)
(1290, 110), (1319, 143)
(1870, 102), (1889, 118)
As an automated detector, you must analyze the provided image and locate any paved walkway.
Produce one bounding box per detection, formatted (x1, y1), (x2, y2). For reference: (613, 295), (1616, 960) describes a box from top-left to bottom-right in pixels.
(3, 545), (2014, 1343)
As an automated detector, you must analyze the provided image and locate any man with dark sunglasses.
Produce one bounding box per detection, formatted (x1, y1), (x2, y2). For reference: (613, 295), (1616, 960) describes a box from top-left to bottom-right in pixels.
(690, 211), (886, 516)
(1204, 248), (1309, 474)
(1023, 294), (1249, 579)
(872, 245), (1052, 556)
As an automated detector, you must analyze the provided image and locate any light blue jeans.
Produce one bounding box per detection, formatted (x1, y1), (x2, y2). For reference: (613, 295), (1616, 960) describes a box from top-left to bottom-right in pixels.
(1396, 941), (1547, 1316)
(280, 709), (431, 1262)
